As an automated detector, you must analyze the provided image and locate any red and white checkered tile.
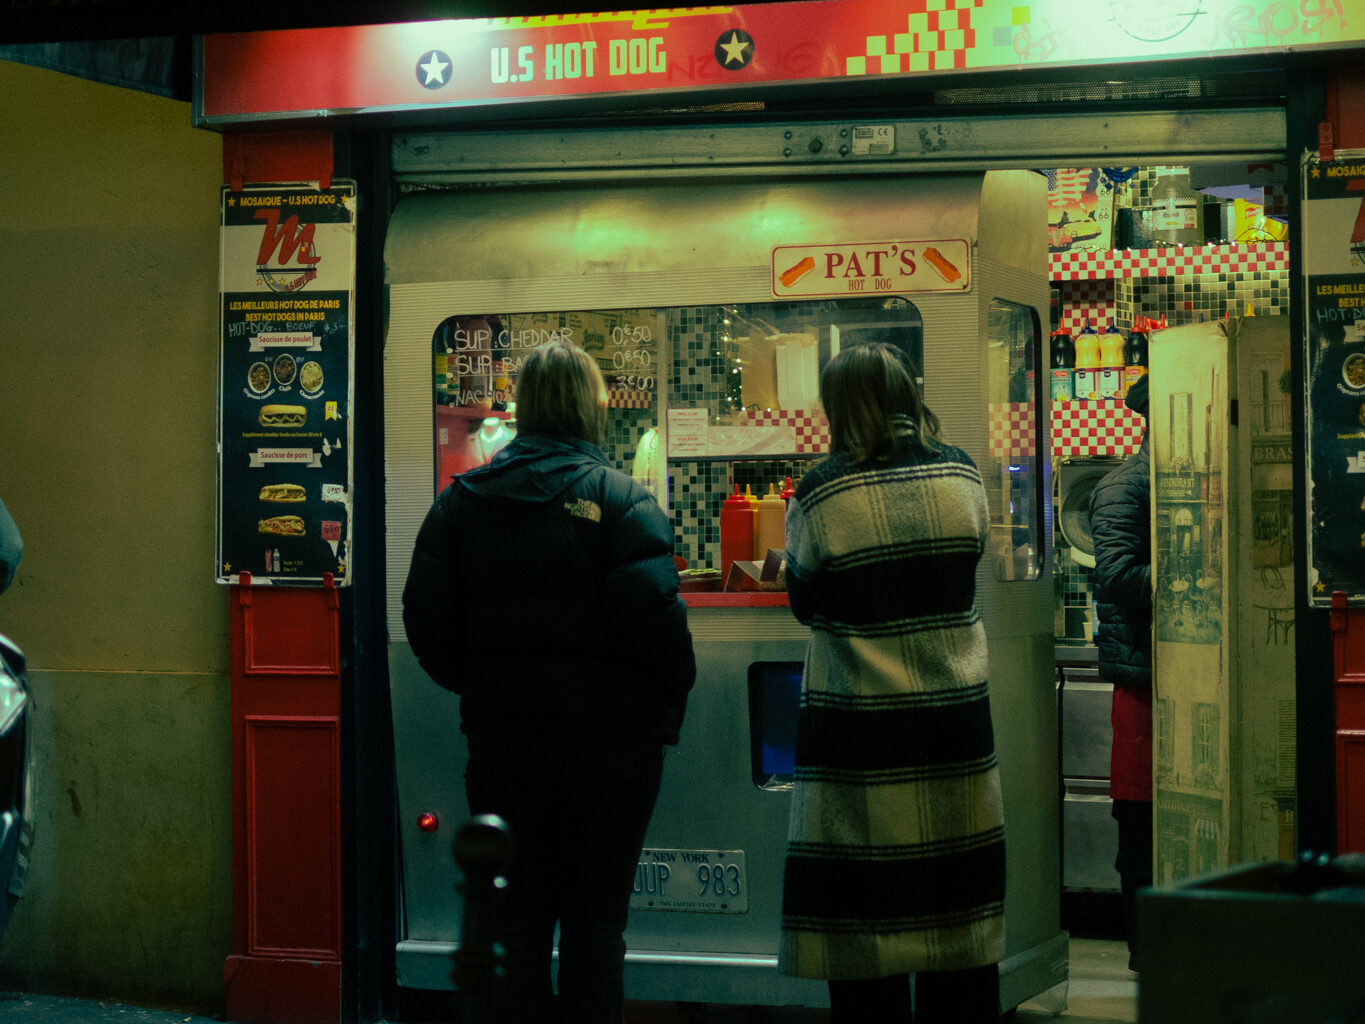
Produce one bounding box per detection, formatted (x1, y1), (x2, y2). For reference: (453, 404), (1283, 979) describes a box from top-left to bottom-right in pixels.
(745, 408), (831, 453)
(1055, 280), (1117, 334)
(608, 388), (652, 409)
(989, 402), (1036, 459)
(1050, 242), (1288, 281)
(1051, 401), (1145, 458)
(989, 401), (1144, 459)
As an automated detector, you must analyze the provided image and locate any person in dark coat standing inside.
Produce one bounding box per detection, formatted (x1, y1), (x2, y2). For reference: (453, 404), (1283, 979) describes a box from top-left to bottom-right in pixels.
(780, 343), (1005, 1024)
(1088, 373), (1153, 974)
(402, 338), (696, 1024)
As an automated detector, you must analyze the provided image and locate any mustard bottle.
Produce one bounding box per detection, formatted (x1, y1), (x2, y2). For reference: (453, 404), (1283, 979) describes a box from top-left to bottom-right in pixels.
(755, 483), (787, 559)
(1098, 319), (1126, 400)
(1073, 320), (1102, 401)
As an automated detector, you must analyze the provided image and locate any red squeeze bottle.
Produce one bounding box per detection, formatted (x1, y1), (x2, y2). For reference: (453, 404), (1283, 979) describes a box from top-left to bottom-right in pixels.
(720, 485), (756, 586)
(780, 476), (796, 502)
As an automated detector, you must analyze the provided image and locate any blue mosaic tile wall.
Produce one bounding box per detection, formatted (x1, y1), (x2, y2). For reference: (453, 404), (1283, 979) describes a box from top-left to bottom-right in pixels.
(602, 305), (816, 572)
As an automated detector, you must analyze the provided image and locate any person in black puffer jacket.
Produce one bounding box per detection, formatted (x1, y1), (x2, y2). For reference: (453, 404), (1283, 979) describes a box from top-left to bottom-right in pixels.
(1088, 372), (1152, 975)
(403, 338), (695, 1024)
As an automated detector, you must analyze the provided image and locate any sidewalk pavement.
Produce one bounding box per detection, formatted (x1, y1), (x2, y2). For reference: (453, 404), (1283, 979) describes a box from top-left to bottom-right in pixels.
(0, 991), (224, 1023)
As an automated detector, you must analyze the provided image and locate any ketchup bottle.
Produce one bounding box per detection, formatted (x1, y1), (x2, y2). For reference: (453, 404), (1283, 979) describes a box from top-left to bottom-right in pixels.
(780, 476), (796, 502)
(1124, 317), (1150, 397)
(1049, 326), (1075, 402)
(720, 485), (756, 586)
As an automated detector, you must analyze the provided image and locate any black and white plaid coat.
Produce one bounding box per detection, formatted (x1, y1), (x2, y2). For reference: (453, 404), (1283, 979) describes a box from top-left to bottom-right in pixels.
(779, 424), (1006, 980)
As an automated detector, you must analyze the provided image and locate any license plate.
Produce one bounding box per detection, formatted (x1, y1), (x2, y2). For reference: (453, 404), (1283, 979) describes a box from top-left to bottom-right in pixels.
(629, 848), (748, 914)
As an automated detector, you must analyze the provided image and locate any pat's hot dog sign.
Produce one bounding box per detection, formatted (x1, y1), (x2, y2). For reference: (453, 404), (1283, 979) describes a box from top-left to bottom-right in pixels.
(771, 239), (971, 298)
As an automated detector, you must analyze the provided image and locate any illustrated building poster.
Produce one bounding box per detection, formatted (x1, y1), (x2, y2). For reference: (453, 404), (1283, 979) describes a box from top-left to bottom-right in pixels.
(1151, 321), (1231, 885)
(1151, 317), (1298, 884)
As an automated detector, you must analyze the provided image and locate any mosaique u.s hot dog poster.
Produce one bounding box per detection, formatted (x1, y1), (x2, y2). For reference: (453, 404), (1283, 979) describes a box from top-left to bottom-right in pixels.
(218, 182), (356, 585)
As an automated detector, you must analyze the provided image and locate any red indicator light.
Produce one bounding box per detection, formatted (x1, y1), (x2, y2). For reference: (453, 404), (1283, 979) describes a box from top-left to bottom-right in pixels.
(417, 812), (439, 833)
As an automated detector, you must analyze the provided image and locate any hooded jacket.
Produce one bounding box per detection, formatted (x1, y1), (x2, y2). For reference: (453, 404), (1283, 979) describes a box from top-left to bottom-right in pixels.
(402, 433), (695, 744)
(1088, 436), (1153, 689)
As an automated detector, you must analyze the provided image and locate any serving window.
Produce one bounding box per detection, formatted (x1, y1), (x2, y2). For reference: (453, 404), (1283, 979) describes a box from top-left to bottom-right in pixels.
(427, 299), (925, 579)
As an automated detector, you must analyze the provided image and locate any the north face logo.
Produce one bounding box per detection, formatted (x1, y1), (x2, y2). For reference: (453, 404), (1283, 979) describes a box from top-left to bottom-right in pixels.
(564, 499), (601, 522)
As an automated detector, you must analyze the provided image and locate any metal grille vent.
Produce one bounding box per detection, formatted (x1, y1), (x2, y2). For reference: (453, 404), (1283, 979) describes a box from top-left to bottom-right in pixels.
(933, 70), (1286, 107)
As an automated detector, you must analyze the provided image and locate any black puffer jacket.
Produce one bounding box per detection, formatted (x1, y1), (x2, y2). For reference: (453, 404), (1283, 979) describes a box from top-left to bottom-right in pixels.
(402, 433), (695, 743)
(1088, 438), (1152, 688)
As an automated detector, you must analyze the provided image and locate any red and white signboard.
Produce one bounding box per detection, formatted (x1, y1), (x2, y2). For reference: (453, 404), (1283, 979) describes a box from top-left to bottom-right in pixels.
(196, 0), (1365, 125)
(771, 238), (971, 298)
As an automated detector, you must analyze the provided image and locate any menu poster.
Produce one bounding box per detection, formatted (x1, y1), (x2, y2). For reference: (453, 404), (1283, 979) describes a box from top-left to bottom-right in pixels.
(1302, 155), (1365, 605)
(217, 182), (357, 586)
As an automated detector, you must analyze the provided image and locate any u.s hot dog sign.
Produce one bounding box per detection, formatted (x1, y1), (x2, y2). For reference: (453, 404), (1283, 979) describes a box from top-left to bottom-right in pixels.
(771, 239), (971, 299)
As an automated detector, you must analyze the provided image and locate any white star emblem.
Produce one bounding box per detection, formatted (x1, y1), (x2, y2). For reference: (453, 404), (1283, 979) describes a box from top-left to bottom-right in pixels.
(719, 32), (751, 66)
(419, 52), (450, 86)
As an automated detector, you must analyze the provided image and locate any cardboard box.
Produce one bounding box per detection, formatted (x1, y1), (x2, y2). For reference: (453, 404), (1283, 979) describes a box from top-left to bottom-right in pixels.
(736, 331), (779, 410)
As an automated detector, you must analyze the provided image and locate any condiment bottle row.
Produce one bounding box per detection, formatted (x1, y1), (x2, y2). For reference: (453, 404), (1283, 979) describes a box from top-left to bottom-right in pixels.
(720, 478), (795, 582)
(1049, 316), (1156, 402)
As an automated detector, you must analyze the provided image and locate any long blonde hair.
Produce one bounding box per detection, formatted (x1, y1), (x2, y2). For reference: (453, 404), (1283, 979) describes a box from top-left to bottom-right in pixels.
(515, 338), (609, 446)
(821, 342), (941, 463)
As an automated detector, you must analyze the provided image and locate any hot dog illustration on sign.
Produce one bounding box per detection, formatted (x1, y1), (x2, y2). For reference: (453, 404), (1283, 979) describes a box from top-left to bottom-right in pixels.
(772, 240), (970, 298)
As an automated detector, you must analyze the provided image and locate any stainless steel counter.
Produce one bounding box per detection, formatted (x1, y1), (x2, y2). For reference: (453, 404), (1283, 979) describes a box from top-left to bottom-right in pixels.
(1055, 641), (1119, 893)
(1056, 643), (1098, 665)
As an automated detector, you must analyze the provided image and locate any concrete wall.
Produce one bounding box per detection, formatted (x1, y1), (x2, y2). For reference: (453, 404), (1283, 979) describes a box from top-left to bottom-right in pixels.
(0, 58), (229, 1013)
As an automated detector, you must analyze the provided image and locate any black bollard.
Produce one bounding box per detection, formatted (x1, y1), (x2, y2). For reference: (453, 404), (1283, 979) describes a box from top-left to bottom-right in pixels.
(451, 814), (514, 1024)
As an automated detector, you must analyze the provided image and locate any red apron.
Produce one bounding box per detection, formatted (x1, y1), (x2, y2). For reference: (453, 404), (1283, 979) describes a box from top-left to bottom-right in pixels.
(1110, 683), (1153, 802)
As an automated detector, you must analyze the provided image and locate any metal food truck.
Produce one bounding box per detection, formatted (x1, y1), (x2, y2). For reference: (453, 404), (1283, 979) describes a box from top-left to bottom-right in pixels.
(383, 164), (1064, 1012)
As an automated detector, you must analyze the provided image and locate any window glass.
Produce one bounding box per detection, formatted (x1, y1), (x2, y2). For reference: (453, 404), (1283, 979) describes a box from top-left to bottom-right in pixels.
(428, 299), (925, 578)
(985, 299), (1042, 581)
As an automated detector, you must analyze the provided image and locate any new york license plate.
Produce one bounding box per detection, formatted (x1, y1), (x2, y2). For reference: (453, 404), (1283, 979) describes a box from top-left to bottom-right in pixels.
(629, 848), (748, 914)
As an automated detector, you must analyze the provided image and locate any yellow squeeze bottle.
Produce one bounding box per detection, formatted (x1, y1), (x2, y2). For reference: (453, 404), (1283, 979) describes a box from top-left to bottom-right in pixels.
(1073, 321), (1102, 401)
(755, 483), (787, 559)
(1098, 320), (1127, 400)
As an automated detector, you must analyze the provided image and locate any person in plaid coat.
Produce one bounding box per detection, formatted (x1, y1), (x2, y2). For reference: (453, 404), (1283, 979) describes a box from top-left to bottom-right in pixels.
(780, 343), (1005, 1024)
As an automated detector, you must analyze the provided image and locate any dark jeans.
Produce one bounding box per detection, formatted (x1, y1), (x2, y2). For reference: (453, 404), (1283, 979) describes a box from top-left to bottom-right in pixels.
(827, 964), (1000, 1024)
(464, 725), (665, 1024)
(1113, 797), (1153, 971)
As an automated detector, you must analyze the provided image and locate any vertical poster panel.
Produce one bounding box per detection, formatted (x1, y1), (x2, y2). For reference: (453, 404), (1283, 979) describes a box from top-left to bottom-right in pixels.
(1233, 317), (1298, 865)
(1303, 155), (1365, 606)
(217, 182), (357, 585)
(1150, 320), (1232, 884)
(1152, 322), (1228, 647)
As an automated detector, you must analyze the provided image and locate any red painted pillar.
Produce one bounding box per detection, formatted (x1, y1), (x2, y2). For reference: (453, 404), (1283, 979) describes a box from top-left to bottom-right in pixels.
(225, 573), (342, 1024)
(1324, 68), (1365, 153)
(1333, 592), (1365, 854)
(1339, 74), (1365, 854)
(219, 129), (343, 1023)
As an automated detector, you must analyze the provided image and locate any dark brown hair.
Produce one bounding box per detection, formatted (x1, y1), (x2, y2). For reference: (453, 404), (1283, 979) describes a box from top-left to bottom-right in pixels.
(820, 342), (941, 463)
(515, 338), (609, 445)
